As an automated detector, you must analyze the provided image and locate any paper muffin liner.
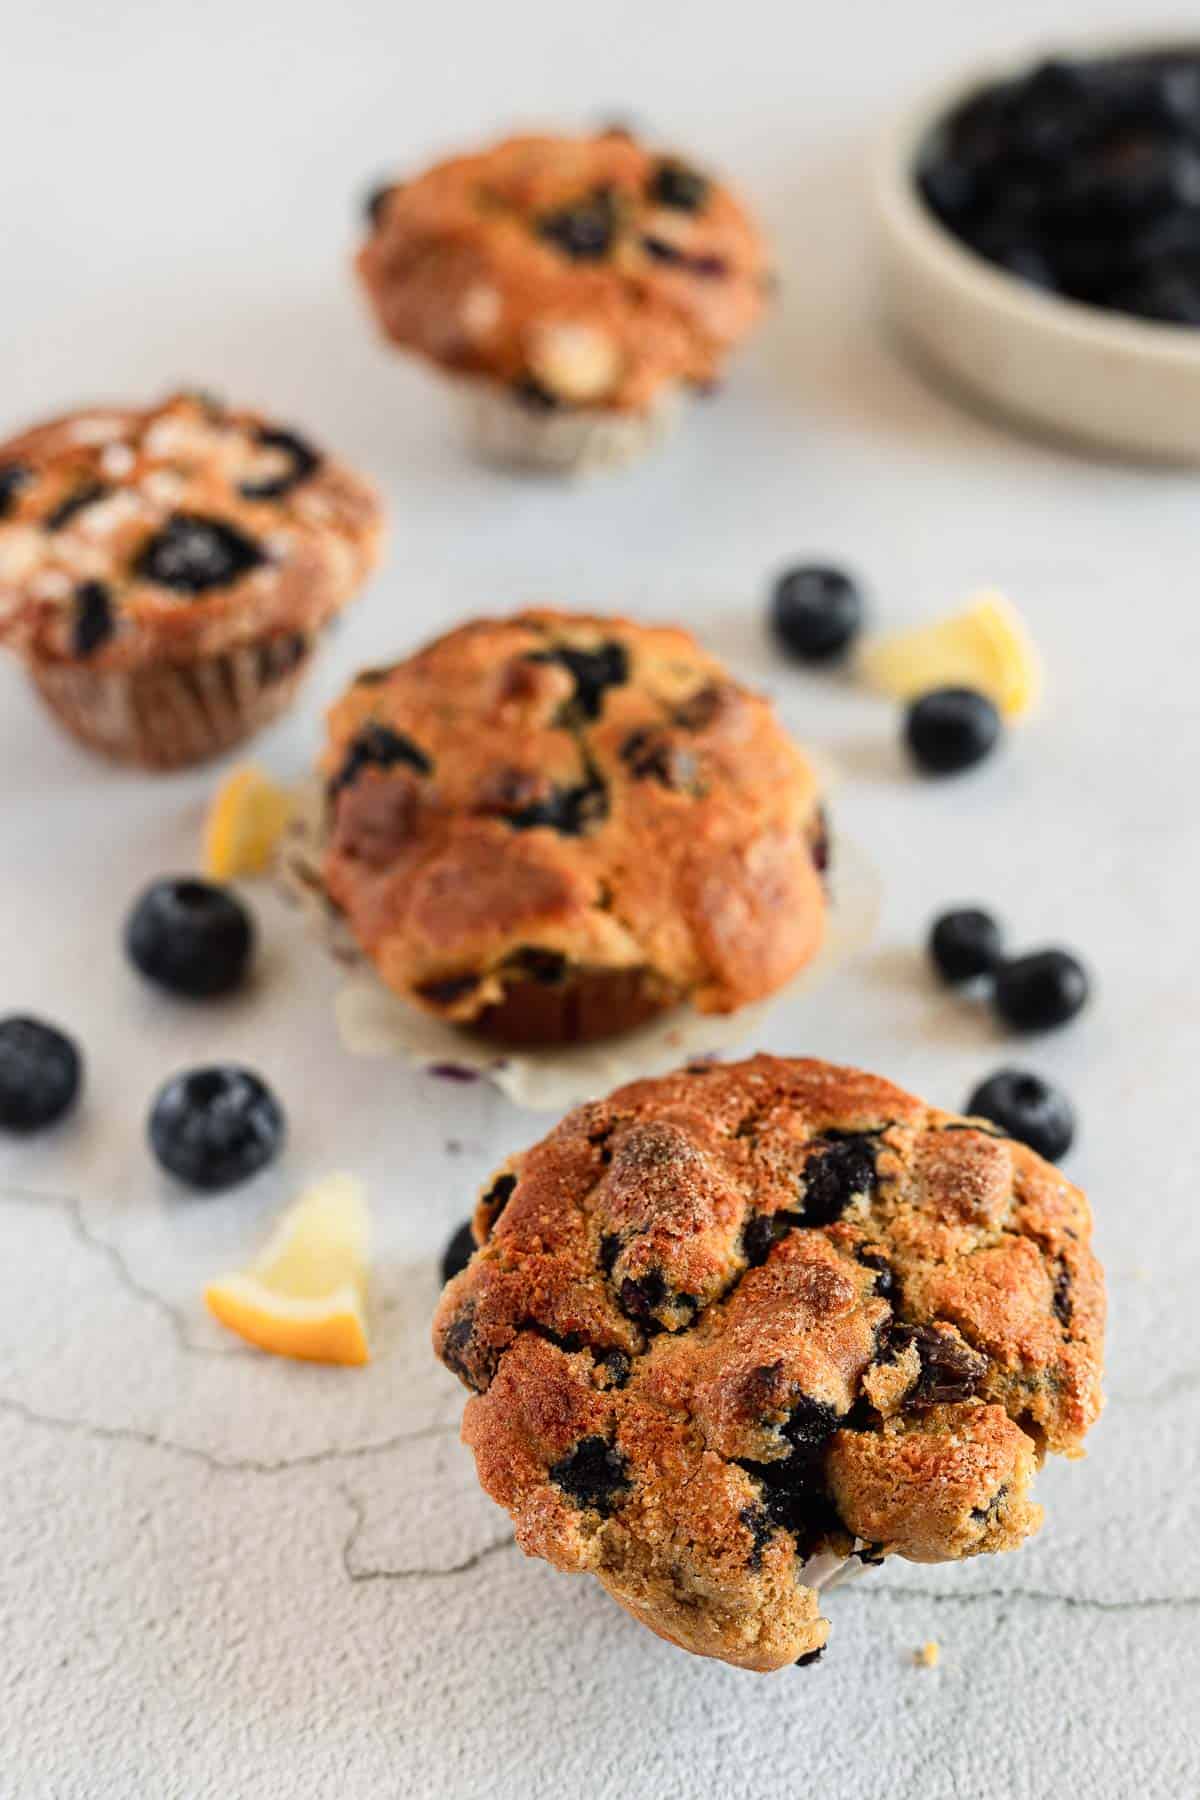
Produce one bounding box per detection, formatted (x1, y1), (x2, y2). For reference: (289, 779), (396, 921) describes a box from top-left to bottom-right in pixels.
(453, 378), (679, 476)
(277, 779), (882, 1112)
(28, 631), (316, 770)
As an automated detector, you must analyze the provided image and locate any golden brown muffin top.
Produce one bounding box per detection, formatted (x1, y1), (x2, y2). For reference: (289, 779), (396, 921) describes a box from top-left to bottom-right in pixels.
(433, 1055), (1106, 1671)
(0, 393), (383, 670)
(356, 129), (773, 413)
(321, 611), (826, 1025)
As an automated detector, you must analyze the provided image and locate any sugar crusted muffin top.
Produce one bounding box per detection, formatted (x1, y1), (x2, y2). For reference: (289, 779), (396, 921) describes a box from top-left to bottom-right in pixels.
(321, 611), (827, 1026)
(433, 1054), (1106, 1671)
(357, 129), (773, 413)
(0, 393), (383, 670)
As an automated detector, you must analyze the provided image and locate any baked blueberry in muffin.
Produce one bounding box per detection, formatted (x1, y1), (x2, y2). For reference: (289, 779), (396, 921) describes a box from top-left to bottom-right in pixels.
(356, 128), (773, 472)
(320, 611), (827, 1045)
(433, 1055), (1106, 1670)
(0, 392), (383, 767)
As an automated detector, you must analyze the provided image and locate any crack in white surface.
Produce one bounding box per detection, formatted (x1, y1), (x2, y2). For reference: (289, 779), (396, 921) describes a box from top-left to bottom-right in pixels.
(0, 1390), (457, 1473)
(845, 1582), (1200, 1615)
(338, 1488), (516, 1582)
(0, 1181), (253, 1359)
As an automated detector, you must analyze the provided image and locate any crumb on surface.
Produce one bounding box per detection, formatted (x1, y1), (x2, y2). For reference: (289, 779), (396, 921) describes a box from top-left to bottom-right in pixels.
(915, 1640), (940, 1669)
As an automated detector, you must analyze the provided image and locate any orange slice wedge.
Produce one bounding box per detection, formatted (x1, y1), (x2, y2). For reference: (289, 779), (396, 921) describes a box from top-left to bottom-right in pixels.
(205, 1173), (370, 1365)
(859, 593), (1043, 720)
(203, 764), (294, 881)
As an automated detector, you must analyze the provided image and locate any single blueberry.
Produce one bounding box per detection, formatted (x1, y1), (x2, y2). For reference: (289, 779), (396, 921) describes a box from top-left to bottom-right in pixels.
(363, 180), (399, 228)
(649, 160), (710, 211)
(508, 771), (609, 836)
(548, 1435), (631, 1513)
(929, 908), (1005, 984)
(148, 1065), (285, 1191)
(0, 1015), (83, 1133)
(0, 462), (32, 518)
(770, 565), (864, 663)
(329, 724), (433, 797)
(440, 1221), (475, 1285)
(905, 687), (1002, 775)
(801, 1136), (877, 1226)
(993, 949), (1090, 1032)
(45, 481), (109, 532)
(72, 581), (115, 658)
(889, 1324), (988, 1407)
(134, 512), (267, 594)
(537, 187), (618, 259)
(529, 641), (629, 723)
(1117, 264), (1200, 325)
(238, 428), (322, 501)
(966, 1069), (1075, 1162)
(513, 375), (561, 411)
(126, 878), (254, 999)
(918, 152), (978, 226)
(508, 948), (569, 986)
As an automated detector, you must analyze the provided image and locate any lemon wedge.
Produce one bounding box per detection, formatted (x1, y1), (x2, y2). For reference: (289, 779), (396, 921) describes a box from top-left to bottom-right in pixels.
(203, 764), (294, 881)
(859, 594), (1042, 720)
(205, 1173), (370, 1365)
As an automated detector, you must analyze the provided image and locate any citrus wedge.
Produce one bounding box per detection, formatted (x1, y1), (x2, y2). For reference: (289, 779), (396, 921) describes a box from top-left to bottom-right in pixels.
(205, 1173), (370, 1365)
(859, 593), (1043, 719)
(203, 764), (294, 881)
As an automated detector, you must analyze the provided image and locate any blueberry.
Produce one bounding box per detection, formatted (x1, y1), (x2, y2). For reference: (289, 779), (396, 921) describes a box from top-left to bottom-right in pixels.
(440, 1220), (475, 1285)
(537, 188), (618, 259)
(363, 180), (399, 229)
(888, 1324), (988, 1408)
(917, 152), (978, 227)
(966, 1069), (1075, 1162)
(648, 160), (711, 212)
(801, 1135), (877, 1225)
(905, 687), (1001, 775)
(548, 1435), (631, 1514)
(45, 481), (109, 532)
(529, 641), (629, 722)
(770, 565), (864, 663)
(134, 512), (267, 594)
(929, 908), (1005, 984)
(148, 1066), (285, 1191)
(238, 428), (322, 502)
(329, 723), (433, 798)
(72, 580), (115, 657)
(125, 878), (254, 999)
(993, 949), (1090, 1032)
(1117, 264), (1200, 325)
(513, 375), (561, 411)
(508, 772), (609, 836)
(0, 1015), (83, 1133)
(0, 462), (32, 519)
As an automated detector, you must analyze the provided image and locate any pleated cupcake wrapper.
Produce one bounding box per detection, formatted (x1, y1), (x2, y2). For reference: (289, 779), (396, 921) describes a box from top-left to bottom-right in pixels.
(29, 632), (314, 770)
(454, 379), (679, 476)
(277, 778), (882, 1113)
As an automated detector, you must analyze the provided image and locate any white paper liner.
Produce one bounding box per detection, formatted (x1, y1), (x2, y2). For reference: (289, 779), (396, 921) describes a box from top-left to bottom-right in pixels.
(277, 779), (881, 1113)
(800, 1549), (873, 1594)
(453, 378), (679, 476)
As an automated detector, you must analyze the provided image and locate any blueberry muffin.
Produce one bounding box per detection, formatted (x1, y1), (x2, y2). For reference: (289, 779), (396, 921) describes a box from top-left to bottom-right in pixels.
(0, 392), (383, 768)
(356, 128), (773, 472)
(433, 1055), (1105, 1670)
(321, 612), (827, 1046)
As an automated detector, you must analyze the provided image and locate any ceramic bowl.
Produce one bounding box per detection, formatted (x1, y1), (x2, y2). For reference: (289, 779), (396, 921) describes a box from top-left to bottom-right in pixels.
(873, 40), (1200, 462)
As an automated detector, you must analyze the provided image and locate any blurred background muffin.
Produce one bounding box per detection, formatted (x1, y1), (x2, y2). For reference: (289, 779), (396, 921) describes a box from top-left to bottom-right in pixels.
(356, 127), (773, 474)
(0, 392), (384, 769)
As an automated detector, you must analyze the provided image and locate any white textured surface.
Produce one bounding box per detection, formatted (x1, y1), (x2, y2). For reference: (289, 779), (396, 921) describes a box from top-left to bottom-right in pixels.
(3, 2), (1200, 1796)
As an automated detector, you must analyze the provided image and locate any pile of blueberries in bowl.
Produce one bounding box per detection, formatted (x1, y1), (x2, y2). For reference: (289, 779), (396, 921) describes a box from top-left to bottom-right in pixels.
(918, 47), (1200, 325)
